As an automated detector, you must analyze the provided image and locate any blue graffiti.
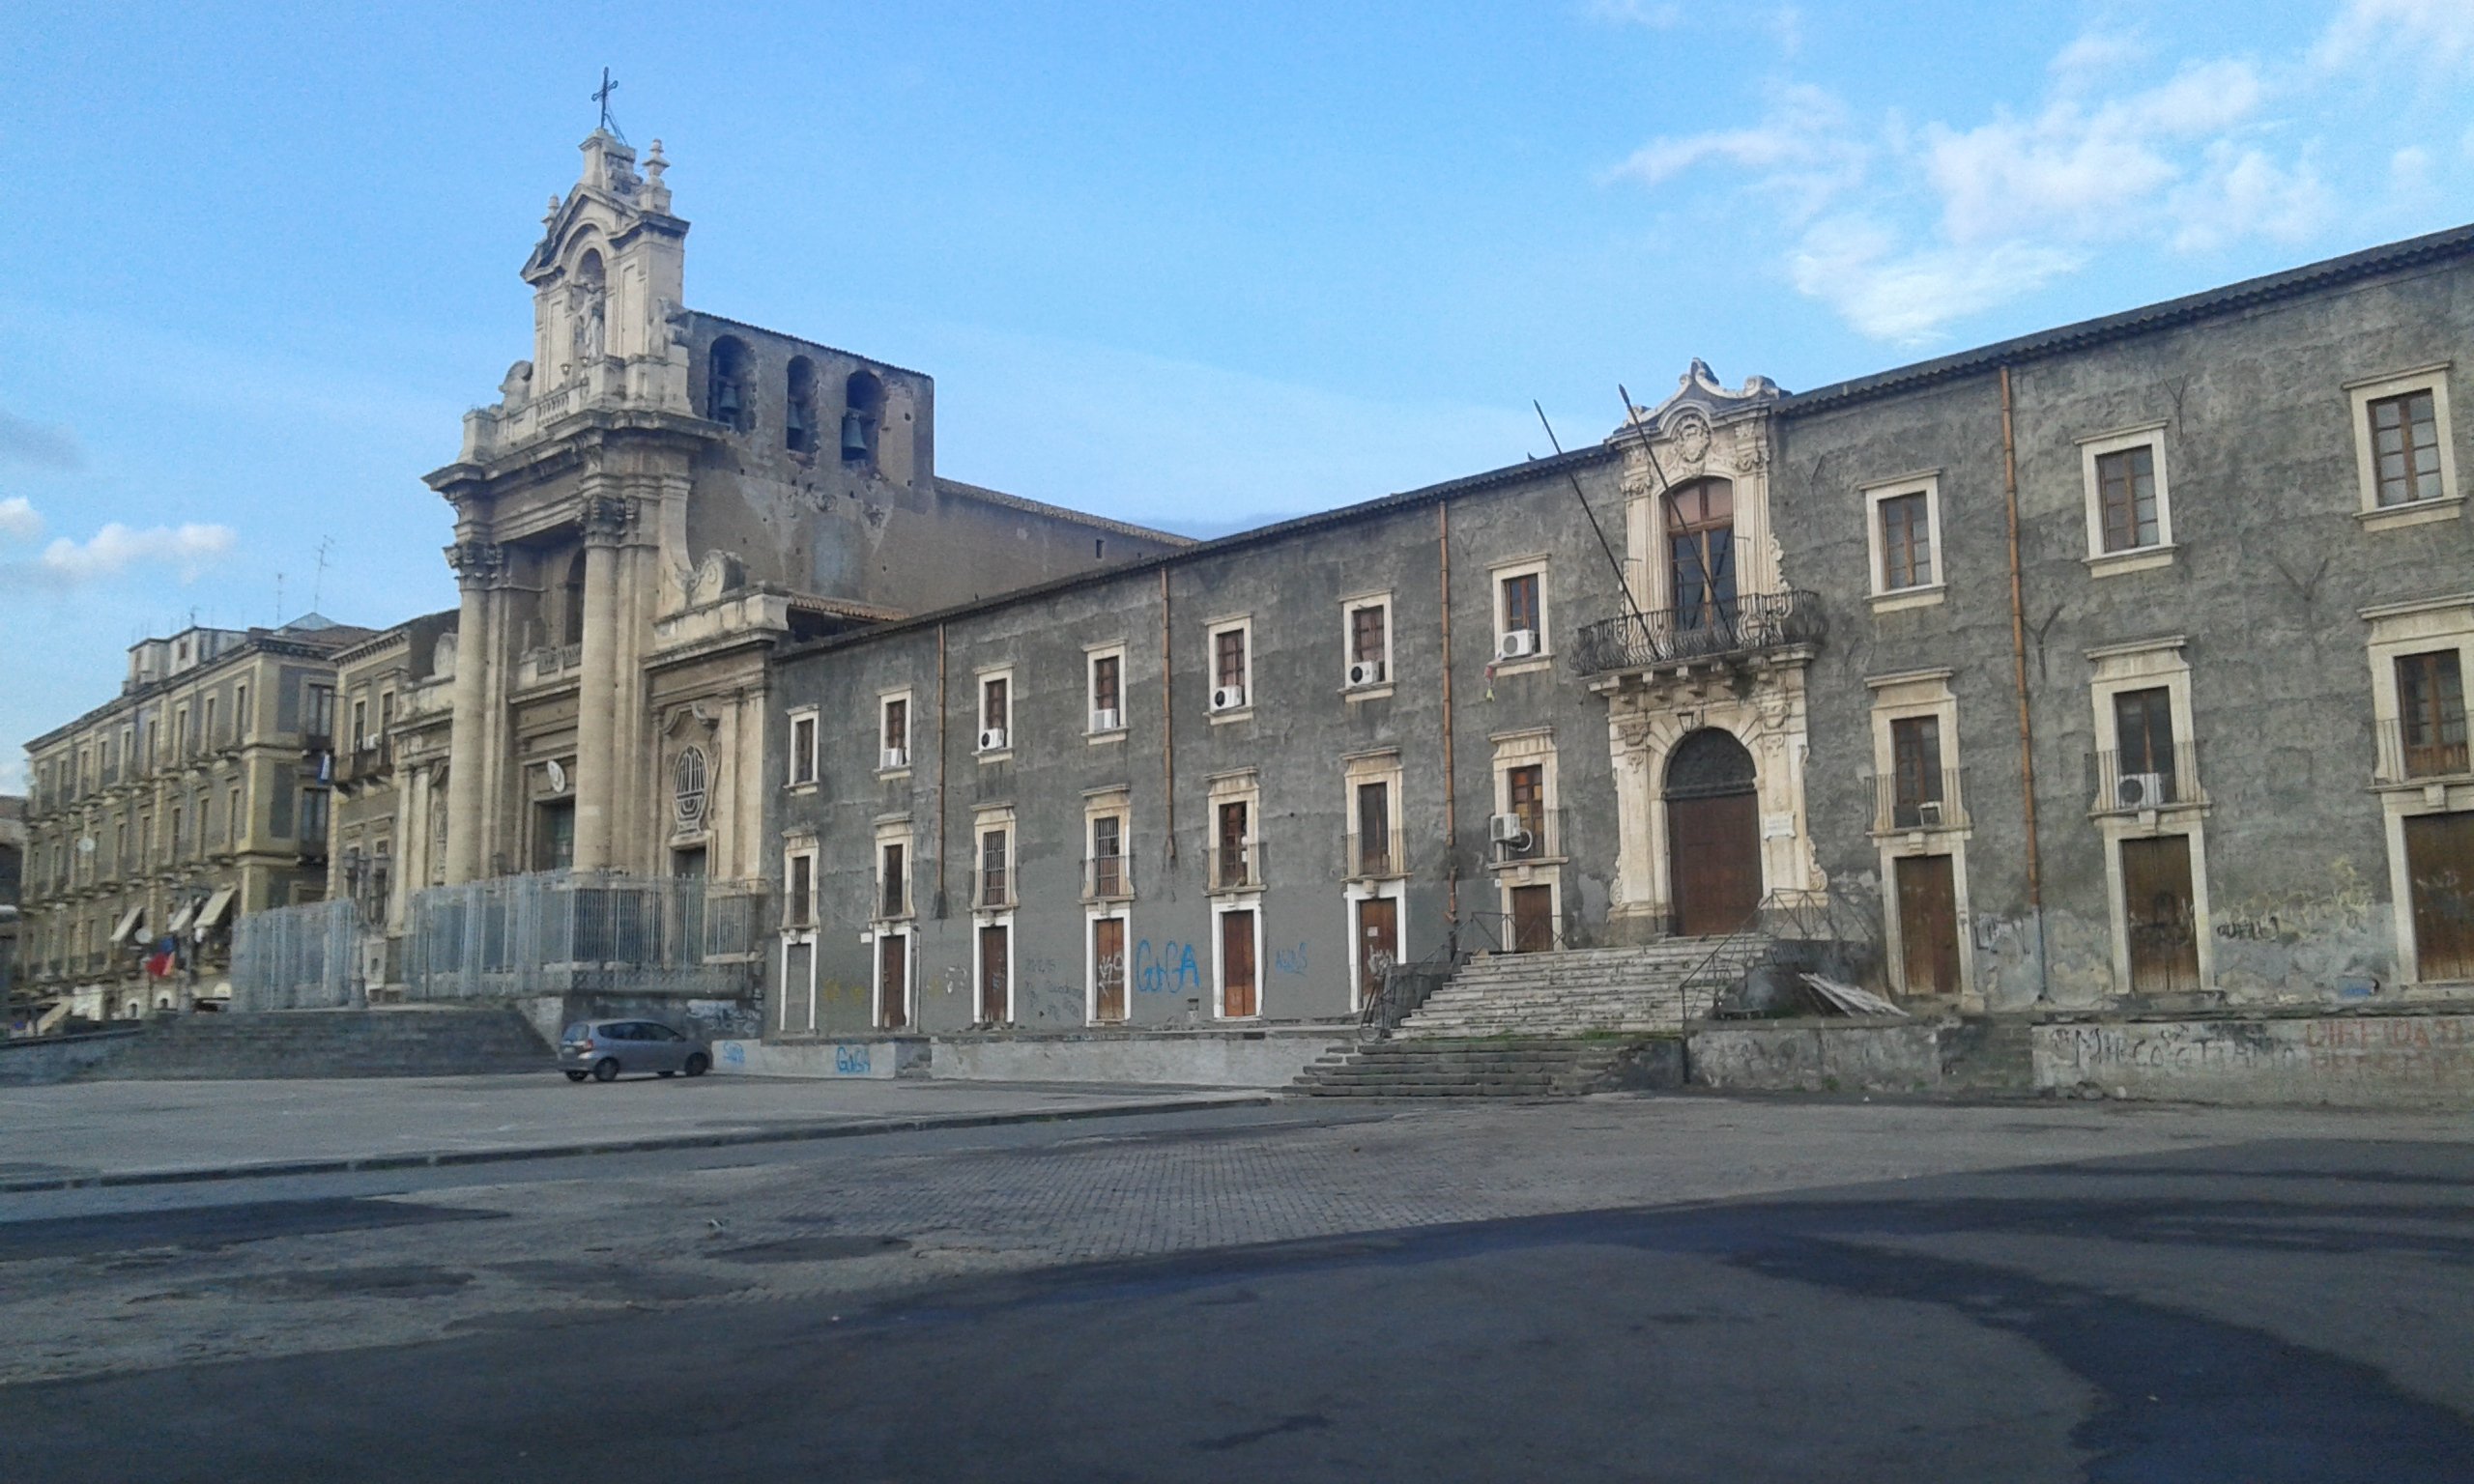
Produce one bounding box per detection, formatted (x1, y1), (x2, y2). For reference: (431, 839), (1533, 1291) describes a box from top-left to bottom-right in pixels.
(1134, 939), (1201, 994)
(721, 1042), (747, 1067)
(834, 1042), (874, 1075)
(1272, 942), (1309, 977)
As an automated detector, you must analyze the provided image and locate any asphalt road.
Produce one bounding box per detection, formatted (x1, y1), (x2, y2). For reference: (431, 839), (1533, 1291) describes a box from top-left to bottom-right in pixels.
(1, 1099), (2468, 1482)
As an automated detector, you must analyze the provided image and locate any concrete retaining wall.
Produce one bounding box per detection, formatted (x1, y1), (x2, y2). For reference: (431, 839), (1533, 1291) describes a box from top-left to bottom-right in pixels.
(2032, 1015), (2474, 1108)
(931, 1031), (1344, 1088)
(0, 1030), (142, 1085)
(1691, 1022), (1945, 1095)
(711, 1039), (925, 1080)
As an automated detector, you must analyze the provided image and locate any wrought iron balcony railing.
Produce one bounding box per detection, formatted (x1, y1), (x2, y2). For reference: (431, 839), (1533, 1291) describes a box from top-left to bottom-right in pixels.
(1083, 854), (1135, 901)
(2089, 742), (2207, 813)
(2375, 718), (2471, 784)
(1875, 770), (1969, 833)
(1570, 590), (1824, 677)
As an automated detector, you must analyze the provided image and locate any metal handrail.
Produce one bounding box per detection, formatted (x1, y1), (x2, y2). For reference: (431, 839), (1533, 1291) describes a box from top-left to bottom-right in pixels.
(1569, 589), (1824, 677)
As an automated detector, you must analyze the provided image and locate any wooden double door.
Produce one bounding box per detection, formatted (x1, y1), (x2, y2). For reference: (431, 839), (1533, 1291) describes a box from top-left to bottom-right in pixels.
(1670, 791), (1762, 937)
(2122, 836), (2201, 995)
(2406, 812), (2474, 983)
(1222, 909), (1257, 1018)
(1894, 854), (1963, 998)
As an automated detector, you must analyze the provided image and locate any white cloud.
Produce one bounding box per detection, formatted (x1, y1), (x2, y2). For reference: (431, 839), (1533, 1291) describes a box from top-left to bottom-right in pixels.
(1610, 26), (2367, 342)
(1788, 217), (2082, 344)
(33, 522), (236, 585)
(0, 496), (40, 541)
(2316, 0), (2474, 71)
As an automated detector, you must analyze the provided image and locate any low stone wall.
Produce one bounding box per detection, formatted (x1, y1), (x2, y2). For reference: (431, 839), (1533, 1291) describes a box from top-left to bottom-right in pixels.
(1690, 1022), (1945, 1095)
(719, 1029), (1344, 1088)
(0, 1030), (143, 1086)
(931, 1030), (1344, 1088)
(2031, 1014), (2474, 1108)
(711, 1038), (926, 1080)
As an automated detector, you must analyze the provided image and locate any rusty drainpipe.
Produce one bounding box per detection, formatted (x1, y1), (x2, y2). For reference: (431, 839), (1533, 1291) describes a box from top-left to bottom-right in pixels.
(1160, 566), (1176, 866)
(935, 621), (948, 920)
(2000, 365), (2051, 1001)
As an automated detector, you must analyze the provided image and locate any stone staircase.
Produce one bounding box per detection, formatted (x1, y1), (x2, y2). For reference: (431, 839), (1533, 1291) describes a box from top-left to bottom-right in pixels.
(1289, 1037), (1683, 1098)
(1397, 938), (1769, 1040)
(86, 1008), (552, 1080)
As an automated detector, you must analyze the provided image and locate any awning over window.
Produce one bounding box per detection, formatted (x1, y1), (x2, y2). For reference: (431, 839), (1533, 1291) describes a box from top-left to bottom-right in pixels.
(195, 887), (238, 930)
(108, 905), (146, 946)
(166, 899), (198, 934)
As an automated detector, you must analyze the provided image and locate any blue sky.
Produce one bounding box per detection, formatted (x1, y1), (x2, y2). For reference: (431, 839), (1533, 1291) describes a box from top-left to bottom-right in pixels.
(4, 1), (2471, 788)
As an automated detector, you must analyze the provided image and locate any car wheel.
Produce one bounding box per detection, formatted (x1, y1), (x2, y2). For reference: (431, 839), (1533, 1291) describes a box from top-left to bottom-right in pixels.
(564, 1070), (588, 1082)
(684, 1053), (709, 1077)
(591, 1058), (620, 1083)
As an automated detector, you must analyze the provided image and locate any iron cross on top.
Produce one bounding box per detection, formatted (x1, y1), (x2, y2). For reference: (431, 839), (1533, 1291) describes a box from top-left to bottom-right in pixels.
(593, 68), (619, 132)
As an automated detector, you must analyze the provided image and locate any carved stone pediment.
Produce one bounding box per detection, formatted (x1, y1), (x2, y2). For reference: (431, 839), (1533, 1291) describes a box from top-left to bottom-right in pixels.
(1611, 359), (1783, 446)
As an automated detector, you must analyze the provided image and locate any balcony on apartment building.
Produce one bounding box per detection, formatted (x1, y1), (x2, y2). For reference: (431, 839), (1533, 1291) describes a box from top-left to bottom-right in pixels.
(2089, 742), (2208, 814)
(2375, 717), (2471, 785)
(1875, 770), (1971, 834)
(1570, 590), (1824, 679)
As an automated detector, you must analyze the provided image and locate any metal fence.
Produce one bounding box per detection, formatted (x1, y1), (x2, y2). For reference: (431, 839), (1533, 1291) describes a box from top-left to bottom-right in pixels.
(402, 870), (766, 1001)
(231, 899), (357, 1012)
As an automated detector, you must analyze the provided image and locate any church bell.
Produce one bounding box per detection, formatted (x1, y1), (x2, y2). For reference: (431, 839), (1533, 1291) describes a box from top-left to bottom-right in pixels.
(713, 379), (741, 421)
(841, 410), (871, 460)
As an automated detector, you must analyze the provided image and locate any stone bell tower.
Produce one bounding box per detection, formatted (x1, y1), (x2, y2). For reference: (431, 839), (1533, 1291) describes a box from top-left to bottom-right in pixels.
(425, 129), (717, 885)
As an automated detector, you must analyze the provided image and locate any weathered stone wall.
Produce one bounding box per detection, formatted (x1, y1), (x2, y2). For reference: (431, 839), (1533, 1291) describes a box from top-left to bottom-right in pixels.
(766, 452), (1637, 1037)
(1772, 250), (2474, 1008)
(2032, 1014), (2474, 1107)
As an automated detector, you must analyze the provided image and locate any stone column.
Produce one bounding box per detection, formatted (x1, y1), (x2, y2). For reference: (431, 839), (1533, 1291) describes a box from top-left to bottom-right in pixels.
(571, 497), (628, 872)
(442, 539), (502, 885)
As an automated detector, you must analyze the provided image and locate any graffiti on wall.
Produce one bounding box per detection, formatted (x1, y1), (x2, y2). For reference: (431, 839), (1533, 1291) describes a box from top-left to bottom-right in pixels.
(1135, 939), (1201, 994)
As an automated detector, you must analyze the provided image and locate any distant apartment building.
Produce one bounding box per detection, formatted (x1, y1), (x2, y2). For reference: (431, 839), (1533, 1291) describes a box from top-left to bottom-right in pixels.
(17, 616), (372, 1023)
(0, 794), (24, 1032)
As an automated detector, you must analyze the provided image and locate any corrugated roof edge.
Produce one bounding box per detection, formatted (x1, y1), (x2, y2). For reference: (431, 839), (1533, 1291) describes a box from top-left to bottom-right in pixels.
(932, 476), (1196, 547)
(778, 444), (1614, 665)
(1780, 219), (2474, 416)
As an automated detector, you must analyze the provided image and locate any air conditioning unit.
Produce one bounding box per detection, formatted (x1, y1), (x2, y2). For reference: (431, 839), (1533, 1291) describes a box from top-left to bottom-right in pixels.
(880, 746), (908, 771)
(1211, 685), (1247, 711)
(2116, 772), (2168, 810)
(1487, 813), (1533, 850)
(1091, 708), (1122, 733)
(978, 728), (1009, 753)
(1497, 629), (1539, 661)
(1915, 799), (1944, 828)
(1346, 660), (1386, 688)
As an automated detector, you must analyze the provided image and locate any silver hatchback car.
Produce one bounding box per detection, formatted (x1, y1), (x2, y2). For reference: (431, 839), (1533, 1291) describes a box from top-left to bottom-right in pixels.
(560, 1019), (712, 1082)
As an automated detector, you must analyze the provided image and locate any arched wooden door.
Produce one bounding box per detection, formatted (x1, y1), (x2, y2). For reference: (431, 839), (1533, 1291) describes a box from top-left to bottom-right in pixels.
(1667, 728), (1762, 937)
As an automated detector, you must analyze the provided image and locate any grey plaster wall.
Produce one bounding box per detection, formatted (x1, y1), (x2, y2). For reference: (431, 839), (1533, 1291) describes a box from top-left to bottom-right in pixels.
(678, 315), (1184, 615)
(1771, 253), (2474, 1008)
(766, 453), (1639, 1038)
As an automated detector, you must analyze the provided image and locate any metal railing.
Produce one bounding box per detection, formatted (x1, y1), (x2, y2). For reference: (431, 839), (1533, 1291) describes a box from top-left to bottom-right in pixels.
(1359, 940), (1457, 1040)
(231, 899), (357, 1011)
(1875, 770), (1967, 832)
(1673, 886), (1886, 1027)
(1460, 906), (1584, 956)
(1345, 829), (1406, 881)
(1083, 854), (1135, 900)
(1209, 840), (1264, 893)
(2375, 718), (2471, 783)
(2089, 742), (2206, 813)
(1570, 590), (1824, 677)
(403, 870), (766, 1000)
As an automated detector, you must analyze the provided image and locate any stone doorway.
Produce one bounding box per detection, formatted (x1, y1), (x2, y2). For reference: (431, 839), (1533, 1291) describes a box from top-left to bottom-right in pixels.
(1666, 728), (1761, 937)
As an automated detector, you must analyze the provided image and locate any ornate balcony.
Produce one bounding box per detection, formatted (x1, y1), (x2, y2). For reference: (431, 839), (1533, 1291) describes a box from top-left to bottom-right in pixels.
(1570, 590), (1824, 678)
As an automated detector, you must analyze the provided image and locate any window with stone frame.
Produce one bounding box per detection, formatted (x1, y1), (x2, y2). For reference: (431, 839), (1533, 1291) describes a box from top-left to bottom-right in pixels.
(2370, 389), (2444, 507)
(979, 826), (1011, 908)
(1878, 491), (1934, 590)
(1889, 715), (1945, 827)
(2095, 445), (2161, 553)
(881, 696), (909, 768)
(2113, 687), (2179, 802)
(1215, 799), (1252, 887)
(2397, 649), (2468, 778)
(981, 676), (1010, 742)
(1089, 652), (1122, 731)
(790, 712), (817, 785)
(786, 853), (814, 928)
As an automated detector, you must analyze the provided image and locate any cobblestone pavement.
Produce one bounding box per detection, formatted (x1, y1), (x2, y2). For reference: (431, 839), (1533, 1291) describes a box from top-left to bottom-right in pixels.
(3, 1095), (2464, 1388)
(0, 1075), (1263, 1184)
